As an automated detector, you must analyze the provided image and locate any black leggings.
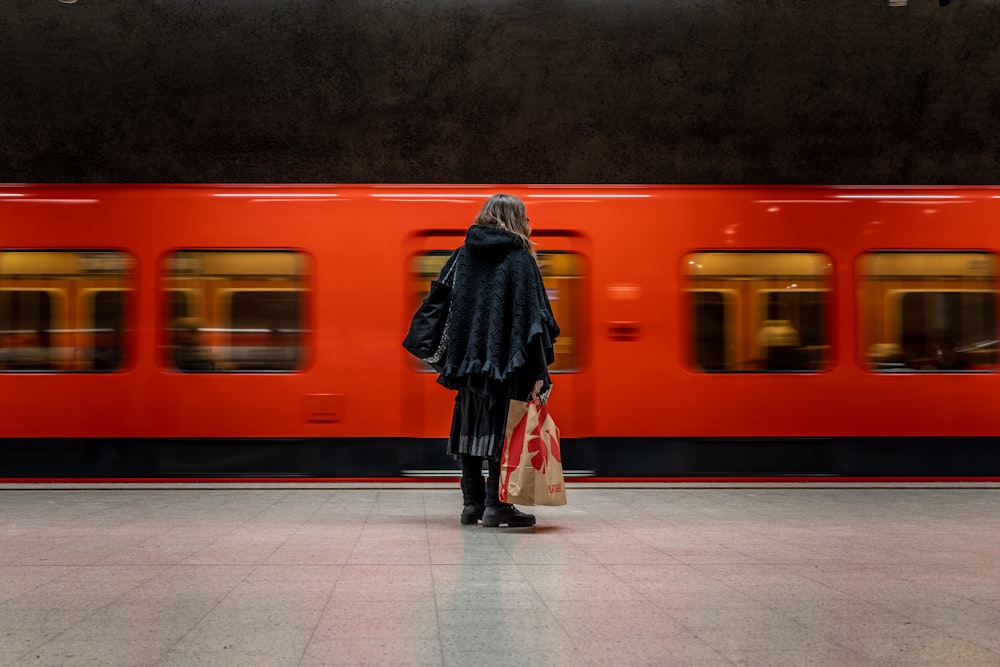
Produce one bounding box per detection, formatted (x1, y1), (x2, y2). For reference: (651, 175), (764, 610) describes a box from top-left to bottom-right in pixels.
(460, 453), (500, 482)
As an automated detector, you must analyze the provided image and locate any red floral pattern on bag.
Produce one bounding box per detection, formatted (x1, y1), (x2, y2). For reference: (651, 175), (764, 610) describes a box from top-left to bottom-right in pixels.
(525, 404), (561, 472)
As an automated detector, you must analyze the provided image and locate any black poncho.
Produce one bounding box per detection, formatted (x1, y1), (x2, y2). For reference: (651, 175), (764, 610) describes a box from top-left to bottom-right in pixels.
(438, 224), (559, 388)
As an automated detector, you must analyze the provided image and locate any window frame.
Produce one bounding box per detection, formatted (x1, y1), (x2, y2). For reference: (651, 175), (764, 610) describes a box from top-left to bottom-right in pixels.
(0, 249), (134, 373)
(858, 250), (998, 373)
(161, 248), (312, 374)
(683, 250), (833, 373)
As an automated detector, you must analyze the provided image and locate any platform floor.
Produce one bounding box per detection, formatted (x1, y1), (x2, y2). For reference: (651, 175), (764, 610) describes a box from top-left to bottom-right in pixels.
(1, 483), (999, 666)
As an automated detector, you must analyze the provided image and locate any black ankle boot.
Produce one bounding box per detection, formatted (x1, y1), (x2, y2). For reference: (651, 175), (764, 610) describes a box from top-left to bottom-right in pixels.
(460, 477), (485, 525)
(482, 478), (535, 528)
(482, 503), (536, 528)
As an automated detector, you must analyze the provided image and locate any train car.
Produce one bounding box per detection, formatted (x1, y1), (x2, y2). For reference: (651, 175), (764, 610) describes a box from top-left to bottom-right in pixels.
(1, 184), (999, 481)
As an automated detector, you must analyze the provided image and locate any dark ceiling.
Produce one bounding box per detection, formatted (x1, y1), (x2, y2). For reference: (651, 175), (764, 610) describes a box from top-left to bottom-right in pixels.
(1, 0), (997, 184)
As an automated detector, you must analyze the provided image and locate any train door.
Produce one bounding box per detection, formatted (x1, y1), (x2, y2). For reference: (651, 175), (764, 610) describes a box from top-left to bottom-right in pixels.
(402, 232), (592, 441)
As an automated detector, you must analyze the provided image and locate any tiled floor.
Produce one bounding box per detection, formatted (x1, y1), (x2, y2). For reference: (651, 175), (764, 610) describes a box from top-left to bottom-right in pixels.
(1, 483), (999, 666)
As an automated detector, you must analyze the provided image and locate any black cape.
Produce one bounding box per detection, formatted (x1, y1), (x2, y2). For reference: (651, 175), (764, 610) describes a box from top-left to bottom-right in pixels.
(436, 224), (560, 393)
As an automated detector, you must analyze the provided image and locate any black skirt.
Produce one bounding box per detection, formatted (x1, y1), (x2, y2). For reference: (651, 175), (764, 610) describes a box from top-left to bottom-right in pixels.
(446, 382), (511, 461)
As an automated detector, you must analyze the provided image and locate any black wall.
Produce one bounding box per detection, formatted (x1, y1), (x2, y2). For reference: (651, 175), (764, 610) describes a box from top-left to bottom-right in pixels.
(2, 0), (998, 184)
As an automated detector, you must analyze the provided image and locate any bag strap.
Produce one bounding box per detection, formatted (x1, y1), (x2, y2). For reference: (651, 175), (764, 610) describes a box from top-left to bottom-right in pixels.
(441, 247), (462, 285)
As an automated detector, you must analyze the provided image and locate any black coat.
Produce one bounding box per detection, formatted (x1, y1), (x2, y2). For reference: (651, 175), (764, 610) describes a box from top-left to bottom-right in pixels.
(436, 224), (560, 399)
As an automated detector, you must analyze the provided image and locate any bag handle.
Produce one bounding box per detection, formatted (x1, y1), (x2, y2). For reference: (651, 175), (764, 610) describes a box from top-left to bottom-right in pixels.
(527, 381), (551, 404)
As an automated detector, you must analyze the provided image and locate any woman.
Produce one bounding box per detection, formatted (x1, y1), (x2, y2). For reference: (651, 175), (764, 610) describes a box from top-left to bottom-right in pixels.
(436, 194), (560, 527)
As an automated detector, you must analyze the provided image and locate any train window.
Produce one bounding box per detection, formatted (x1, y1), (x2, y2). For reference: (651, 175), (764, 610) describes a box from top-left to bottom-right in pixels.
(0, 251), (133, 372)
(685, 252), (832, 372)
(859, 252), (997, 372)
(408, 250), (583, 372)
(164, 251), (309, 372)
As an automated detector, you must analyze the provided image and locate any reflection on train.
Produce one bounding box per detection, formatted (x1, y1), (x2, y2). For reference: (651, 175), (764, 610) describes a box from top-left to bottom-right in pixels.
(2, 184), (1000, 481)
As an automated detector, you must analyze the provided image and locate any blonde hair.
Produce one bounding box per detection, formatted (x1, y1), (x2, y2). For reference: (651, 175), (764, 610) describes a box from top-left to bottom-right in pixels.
(474, 193), (534, 258)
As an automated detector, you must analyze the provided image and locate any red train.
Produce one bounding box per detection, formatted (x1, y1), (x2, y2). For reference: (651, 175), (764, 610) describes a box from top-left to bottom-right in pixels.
(1, 184), (999, 481)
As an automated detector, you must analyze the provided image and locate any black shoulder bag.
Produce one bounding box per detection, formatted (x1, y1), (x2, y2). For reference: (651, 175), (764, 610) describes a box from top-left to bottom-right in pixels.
(402, 249), (460, 371)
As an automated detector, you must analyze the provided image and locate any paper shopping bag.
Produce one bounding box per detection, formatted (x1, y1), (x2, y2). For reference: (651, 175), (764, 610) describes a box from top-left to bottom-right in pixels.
(499, 398), (567, 506)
